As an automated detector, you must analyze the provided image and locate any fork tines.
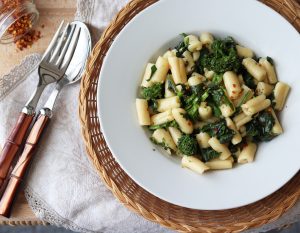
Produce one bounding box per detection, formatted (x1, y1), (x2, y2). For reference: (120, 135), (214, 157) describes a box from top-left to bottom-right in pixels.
(41, 21), (81, 74)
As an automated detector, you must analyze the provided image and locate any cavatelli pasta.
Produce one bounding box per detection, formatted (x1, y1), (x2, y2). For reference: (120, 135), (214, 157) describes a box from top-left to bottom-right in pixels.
(137, 33), (289, 175)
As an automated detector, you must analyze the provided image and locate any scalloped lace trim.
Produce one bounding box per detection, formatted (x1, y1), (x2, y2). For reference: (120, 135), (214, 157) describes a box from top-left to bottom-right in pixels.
(25, 186), (94, 233)
(0, 54), (40, 101)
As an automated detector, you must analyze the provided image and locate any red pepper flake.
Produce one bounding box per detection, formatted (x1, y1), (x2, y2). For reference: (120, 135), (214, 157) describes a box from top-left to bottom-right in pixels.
(7, 15), (32, 39)
(1, 0), (43, 51)
(232, 91), (236, 94)
(233, 84), (237, 88)
(15, 29), (41, 50)
(187, 122), (192, 126)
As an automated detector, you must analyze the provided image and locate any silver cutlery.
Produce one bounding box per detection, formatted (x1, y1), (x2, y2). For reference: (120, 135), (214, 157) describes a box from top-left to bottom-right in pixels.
(0, 21), (78, 193)
(0, 21), (91, 217)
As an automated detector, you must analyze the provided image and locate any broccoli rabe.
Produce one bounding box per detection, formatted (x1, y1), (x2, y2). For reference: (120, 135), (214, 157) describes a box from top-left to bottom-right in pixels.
(149, 120), (179, 131)
(267, 93), (276, 108)
(146, 65), (157, 81)
(203, 85), (234, 117)
(148, 99), (158, 113)
(167, 75), (178, 94)
(197, 37), (241, 74)
(175, 33), (189, 58)
(180, 84), (205, 121)
(237, 91), (252, 108)
(266, 56), (274, 65)
(190, 84), (204, 97)
(240, 67), (257, 89)
(141, 83), (163, 100)
(207, 101), (222, 118)
(245, 110), (276, 142)
(210, 86), (233, 109)
(201, 120), (235, 144)
(178, 135), (199, 156)
(201, 148), (220, 162)
(150, 138), (171, 152)
(195, 47), (210, 74)
(184, 94), (201, 121)
(176, 83), (205, 122)
(212, 74), (223, 84)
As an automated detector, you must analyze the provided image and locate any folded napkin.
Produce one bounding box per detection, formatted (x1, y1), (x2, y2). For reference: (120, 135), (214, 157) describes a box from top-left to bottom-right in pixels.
(0, 0), (299, 233)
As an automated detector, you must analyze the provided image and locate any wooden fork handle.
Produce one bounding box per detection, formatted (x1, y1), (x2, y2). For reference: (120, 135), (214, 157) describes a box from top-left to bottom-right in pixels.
(0, 114), (50, 217)
(0, 113), (34, 189)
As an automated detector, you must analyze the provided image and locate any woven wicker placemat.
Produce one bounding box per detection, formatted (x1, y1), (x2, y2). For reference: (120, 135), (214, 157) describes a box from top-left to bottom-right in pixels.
(79, 0), (300, 232)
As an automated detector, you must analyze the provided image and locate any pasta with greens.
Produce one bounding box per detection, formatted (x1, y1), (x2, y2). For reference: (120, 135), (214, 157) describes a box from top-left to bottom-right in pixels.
(136, 32), (290, 175)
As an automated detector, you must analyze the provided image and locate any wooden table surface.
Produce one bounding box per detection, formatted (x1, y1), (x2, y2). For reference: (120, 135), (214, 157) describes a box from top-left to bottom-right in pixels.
(0, 0), (76, 224)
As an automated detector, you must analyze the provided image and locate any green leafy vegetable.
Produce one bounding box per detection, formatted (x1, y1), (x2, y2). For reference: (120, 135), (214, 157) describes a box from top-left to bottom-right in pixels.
(184, 37), (190, 47)
(198, 37), (241, 73)
(175, 34), (189, 58)
(146, 65), (157, 81)
(237, 91), (252, 108)
(177, 85), (189, 102)
(245, 110), (276, 142)
(195, 47), (210, 74)
(186, 104), (199, 121)
(258, 111), (275, 141)
(191, 84), (204, 97)
(148, 99), (158, 113)
(167, 75), (177, 93)
(228, 143), (240, 163)
(199, 85), (233, 117)
(210, 86), (234, 110)
(166, 75), (188, 101)
(266, 56), (274, 65)
(201, 148), (220, 162)
(241, 68), (257, 89)
(245, 119), (260, 138)
(201, 91), (210, 102)
(212, 74), (223, 84)
(267, 93), (276, 108)
(141, 83), (163, 100)
(184, 84), (205, 121)
(149, 120), (179, 131)
(178, 135), (199, 156)
(201, 120), (235, 144)
(180, 33), (188, 37)
(150, 138), (171, 151)
(207, 101), (222, 118)
(184, 94), (201, 121)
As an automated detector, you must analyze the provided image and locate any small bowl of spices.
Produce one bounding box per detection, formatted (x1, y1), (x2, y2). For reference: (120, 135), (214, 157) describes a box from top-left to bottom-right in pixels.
(0, 0), (39, 49)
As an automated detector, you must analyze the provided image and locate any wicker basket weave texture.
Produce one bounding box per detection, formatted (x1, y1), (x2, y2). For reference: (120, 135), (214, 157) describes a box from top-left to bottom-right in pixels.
(79, 0), (300, 232)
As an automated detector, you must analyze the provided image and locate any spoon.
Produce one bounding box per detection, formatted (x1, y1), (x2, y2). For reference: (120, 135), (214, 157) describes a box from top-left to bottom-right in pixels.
(0, 21), (91, 217)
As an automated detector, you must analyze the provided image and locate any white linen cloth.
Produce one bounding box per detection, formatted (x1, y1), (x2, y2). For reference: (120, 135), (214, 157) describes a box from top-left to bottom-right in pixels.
(0, 0), (299, 232)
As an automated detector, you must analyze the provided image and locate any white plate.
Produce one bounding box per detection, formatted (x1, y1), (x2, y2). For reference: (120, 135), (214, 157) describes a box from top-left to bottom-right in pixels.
(98, 0), (300, 210)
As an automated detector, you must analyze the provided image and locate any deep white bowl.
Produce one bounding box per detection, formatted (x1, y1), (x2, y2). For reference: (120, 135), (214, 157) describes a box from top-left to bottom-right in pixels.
(98, 0), (300, 210)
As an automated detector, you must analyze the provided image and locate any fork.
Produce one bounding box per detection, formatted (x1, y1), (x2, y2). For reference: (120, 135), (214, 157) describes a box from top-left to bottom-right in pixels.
(0, 21), (78, 192)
